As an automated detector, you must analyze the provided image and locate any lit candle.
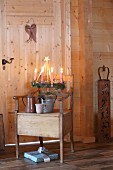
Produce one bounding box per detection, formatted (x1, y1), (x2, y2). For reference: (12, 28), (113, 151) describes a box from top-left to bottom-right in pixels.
(44, 56), (50, 82)
(51, 67), (54, 85)
(34, 68), (37, 81)
(41, 67), (44, 83)
(60, 68), (63, 83)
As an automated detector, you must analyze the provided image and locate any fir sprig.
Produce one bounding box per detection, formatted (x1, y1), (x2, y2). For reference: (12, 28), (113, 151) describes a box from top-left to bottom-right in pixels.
(32, 81), (65, 90)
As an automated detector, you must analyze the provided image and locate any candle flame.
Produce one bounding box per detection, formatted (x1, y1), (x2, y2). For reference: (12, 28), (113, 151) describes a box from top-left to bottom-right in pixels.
(60, 68), (63, 73)
(34, 68), (37, 73)
(41, 66), (44, 73)
(51, 67), (53, 72)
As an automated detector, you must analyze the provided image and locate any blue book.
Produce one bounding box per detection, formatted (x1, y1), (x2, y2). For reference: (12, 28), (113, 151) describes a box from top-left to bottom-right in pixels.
(24, 151), (58, 163)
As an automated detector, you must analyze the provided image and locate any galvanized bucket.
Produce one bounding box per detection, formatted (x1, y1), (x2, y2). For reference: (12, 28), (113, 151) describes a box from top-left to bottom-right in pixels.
(41, 95), (56, 113)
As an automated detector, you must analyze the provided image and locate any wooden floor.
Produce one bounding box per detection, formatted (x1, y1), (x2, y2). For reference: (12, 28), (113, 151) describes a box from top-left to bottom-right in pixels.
(1, 141), (113, 170)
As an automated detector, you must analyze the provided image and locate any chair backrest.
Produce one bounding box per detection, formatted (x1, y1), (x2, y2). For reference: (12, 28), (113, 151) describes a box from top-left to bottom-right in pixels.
(54, 75), (74, 110)
(63, 75), (74, 110)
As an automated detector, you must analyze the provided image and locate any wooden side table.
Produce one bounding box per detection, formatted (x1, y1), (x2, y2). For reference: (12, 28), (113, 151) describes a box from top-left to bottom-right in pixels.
(14, 91), (74, 163)
(14, 75), (74, 163)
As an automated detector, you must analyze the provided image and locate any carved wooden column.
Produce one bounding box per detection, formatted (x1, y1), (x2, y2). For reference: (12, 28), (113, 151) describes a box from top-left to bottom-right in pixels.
(98, 65), (111, 142)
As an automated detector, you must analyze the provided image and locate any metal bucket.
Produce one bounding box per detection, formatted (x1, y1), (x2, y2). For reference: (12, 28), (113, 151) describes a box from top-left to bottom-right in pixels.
(41, 97), (56, 113)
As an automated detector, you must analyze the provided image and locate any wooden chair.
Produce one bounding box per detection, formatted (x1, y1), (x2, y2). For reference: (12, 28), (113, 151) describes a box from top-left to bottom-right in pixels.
(13, 75), (74, 163)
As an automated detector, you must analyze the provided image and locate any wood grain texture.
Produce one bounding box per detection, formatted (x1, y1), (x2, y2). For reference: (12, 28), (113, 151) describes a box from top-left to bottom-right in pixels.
(14, 76), (74, 163)
(0, 0), (71, 144)
(78, 0), (94, 141)
(1, 0), (113, 146)
(92, 0), (113, 139)
(1, 141), (113, 169)
(70, 0), (81, 142)
(17, 113), (59, 138)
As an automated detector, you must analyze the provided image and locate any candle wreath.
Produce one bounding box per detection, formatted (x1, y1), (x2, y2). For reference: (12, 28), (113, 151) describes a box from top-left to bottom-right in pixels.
(32, 56), (65, 90)
(32, 81), (65, 90)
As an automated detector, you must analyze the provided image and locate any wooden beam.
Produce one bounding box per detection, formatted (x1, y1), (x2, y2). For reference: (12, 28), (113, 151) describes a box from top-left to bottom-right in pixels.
(78, 0), (95, 142)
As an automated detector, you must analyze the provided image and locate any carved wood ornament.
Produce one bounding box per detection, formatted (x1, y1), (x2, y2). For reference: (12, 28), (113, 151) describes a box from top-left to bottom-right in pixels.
(25, 24), (36, 42)
(98, 65), (111, 143)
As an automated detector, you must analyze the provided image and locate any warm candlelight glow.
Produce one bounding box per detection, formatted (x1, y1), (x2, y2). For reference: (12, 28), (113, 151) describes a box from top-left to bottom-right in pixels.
(33, 57), (64, 85)
(51, 67), (53, 73)
(60, 68), (63, 73)
(51, 67), (54, 85)
(41, 66), (44, 73)
(43, 56), (50, 82)
(44, 56), (50, 62)
(60, 68), (63, 83)
(41, 67), (44, 83)
(34, 68), (37, 81)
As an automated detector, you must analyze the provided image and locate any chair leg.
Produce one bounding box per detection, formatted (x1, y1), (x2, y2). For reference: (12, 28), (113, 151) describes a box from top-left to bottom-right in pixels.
(15, 110), (19, 159)
(60, 136), (64, 163)
(59, 101), (64, 163)
(70, 130), (74, 153)
(16, 135), (19, 159)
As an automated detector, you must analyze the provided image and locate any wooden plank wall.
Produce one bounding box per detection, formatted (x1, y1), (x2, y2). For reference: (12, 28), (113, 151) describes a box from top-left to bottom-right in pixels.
(1, 0), (113, 144)
(79, 0), (94, 143)
(92, 0), (113, 137)
(0, 0), (71, 144)
(70, 0), (81, 142)
(71, 0), (95, 143)
(71, 0), (113, 143)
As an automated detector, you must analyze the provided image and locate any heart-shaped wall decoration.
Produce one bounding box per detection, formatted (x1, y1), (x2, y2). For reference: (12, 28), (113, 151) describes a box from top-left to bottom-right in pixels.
(25, 24), (36, 42)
